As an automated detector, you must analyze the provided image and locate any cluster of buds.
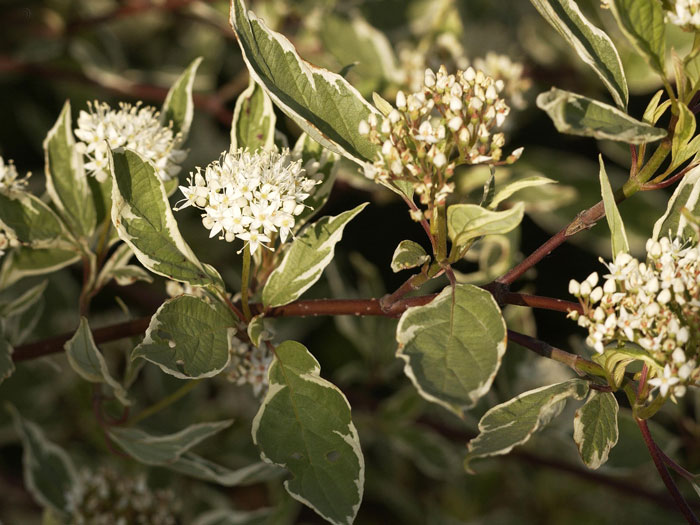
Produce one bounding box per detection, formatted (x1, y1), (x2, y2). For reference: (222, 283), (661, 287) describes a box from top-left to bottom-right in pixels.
(473, 53), (531, 110)
(0, 156), (30, 193)
(568, 236), (700, 399)
(359, 65), (522, 208)
(175, 148), (319, 254)
(397, 34), (469, 93)
(665, 0), (700, 31)
(227, 338), (273, 396)
(74, 101), (186, 182)
(65, 468), (179, 525)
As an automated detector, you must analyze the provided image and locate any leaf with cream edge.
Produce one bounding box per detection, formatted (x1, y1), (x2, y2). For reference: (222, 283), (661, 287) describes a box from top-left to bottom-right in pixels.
(536, 88), (667, 144)
(670, 103), (700, 171)
(464, 379), (589, 471)
(64, 317), (130, 405)
(167, 454), (283, 486)
(161, 57), (202, 145)
(109, 148), (223, 287)
(0, 191), (75, 250)
(44, 100), (96, 239)
(0, 247), (79, 290)
(252, 341), (364, 525)
(391, 240), (430, 272)
(262, 203), (367, 308)
(132, 294), (237, 379)
(8, 405), (78, 516)
(396, 284), (507, 416)
(609, 0), (666, 75)
(529, 0), (628, 108)
(230, 0), (381, 165)
(94, 242), (153, 289)
(598, 155), (629, 258)
(488, 176), (556, 210)
(231, 77), (276, 151)
(192, 508), (273, 525)
(447, 202), (524, 249)
(573, 390), (619, 469)
(652, 165), (700, 242)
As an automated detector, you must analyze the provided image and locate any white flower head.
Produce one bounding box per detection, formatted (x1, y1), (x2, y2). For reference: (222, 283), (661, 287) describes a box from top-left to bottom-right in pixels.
(74, 101), (185, 182)
(0, 156), (30, 193)
(666, 0), (700, 31)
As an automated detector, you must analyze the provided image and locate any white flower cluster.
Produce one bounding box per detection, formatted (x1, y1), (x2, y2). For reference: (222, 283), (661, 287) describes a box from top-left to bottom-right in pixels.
(176, 148), (318, 254)
(568, 237), (700, 399)
(227, 338), (273, 396)
(398, 34), (469, 93)
(473, 53), (531, 110)
(0, 156), (30, 193)
(359, 65), (521, 207)
(665, 0), (700, 30)
(66, 468), (178, 525)
(74, 101), (186, 183)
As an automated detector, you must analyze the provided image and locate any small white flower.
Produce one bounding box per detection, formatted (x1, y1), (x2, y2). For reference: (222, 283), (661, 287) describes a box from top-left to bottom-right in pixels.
(0, 156), (30, 192)
(648, 365), (680, 397)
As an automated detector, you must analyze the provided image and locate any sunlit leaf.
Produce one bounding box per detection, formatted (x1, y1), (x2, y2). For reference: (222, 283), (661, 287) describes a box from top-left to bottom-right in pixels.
(573, 390), (619, 469)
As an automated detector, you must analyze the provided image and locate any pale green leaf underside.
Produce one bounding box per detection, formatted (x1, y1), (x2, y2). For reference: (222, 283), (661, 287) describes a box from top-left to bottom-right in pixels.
(391, 240), (430, 272)
(465, 379), (589, 469)
(161, 57), (202, 144)
(252, 340), (364, 525)
(167, 454), (283, 486)
(64, 317), (130, 405)
(230, 0), (380, 165)
(447, 203), (524, 248)
(652, 165), (700, 242)
(598, 155), (629, 258)
(110, 148), (222, 287)
(109, 420), (233, 465)
(529, 0), (628, 108)
(610, 0), (666, 75)
(396, 284), (507, 416)
(8, 405), (77, 515)
(231, 77), (276, 151)
(0, 338), (14, 385)
(573, 390), (619, 469)
(132, 294), (236, 379)
(489, 176), (556, 210)
(263, 203), (368, 308)
(536, 88), (666, 144)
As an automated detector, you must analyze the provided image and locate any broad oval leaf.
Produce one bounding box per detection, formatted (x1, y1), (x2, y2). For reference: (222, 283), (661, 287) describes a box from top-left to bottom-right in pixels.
(530, 0), (628, 108)
(536, 88), (667, 144)
(598, 155), (629, 258)
(161, 57), (203, 145)
(447, 203), (524, 248)
(230, 0), (381, 165)
(609, 0), (666, 75)
(391, 240), (430, 272)
(44, 100), (96, 238)
(262, 203), (367, 308)
(396, 284), (507, 416)
(109, 148), (222, 287)
(465, 379), (589, 470)
(65, 317), (130, 405)
(252, 340), (364, 525)
(132, 294), (236, 379)
(652, 164), (700, 242)
(0, 192), (73, 250)
(573, 390), (619, 469)
(231, 77), (276, 151)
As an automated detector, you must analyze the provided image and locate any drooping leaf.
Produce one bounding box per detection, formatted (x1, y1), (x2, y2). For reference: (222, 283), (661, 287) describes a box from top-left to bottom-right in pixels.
(447, 203), (524, 249)
(109, 420), (233, 465)
(8, 405), (78, 515)
(642, 90), (670, 125)
(0, 247), (79, 290)
(43, 100), (96, 238)
(489, 176), (556, 210)
(671, 103), (700, 170)
(536, 88), (667, 144)
(231, 77), (277, 151)
(391, 240), (430, 272)
(652, 164), (700, 242)
(64, 317), (130, 405)
(573, 390), (619, 469)
(598, 155), (629, 258)
(0, 279), (47, 317)
(529, 0), (628, 108)
(465, 379), (589, 470)
(109, 148), (223, 287)
(132, 294), (236, 379)
(396, 284), (507, 416)
(230, 0), (381, 165)
(94, 242), (153, 290)
(252, 340), (364, 525)
(0, 192), (74, 250)
(262, 203), (367, 308)
(609, 0), (666, 75)
(167, 453), (282, 486)
(161, 57), (203, 145)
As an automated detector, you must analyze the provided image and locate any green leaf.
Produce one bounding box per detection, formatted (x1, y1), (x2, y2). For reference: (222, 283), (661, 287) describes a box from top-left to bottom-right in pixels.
(609, 0), (666, 75)
(529, 0), (628, 108)
(230, 0), (381, 165)
(161, 57), (202, 145)
(0, 247), (79, 289)
(132, 294), (236, 379)
(43, 101), (96, 238)
(193, 508), (273, 525)
(109, 419), (233, 465)
(465, 379), (589, 470)
(396, 284), (507, 416)
(0, 279), (47, 317)
(671, 103), (700, 170)
(642, 90), (670, 125)
(247, 314), (267, 347)
(652, 164), (700, 242)
(372, 92), (394, 116)
(252, 340), (364, 525)
(8, 405), (78, 515)
(109, 148), (222, 287)
(390, 425), (461, 479)
(598, 155), (629, 258)
(64, 317), (130, 405)
(231, 77), (277, 151)
(391, 240), (430, 272)
(536, 88), (667, 144)
(489, 176), (556, 210)
(262, 203), (367, 308)
(167, 454), (282, 486)
(573, 390), (619, 469)
(0, 337), (14, 385)
(447, 203), (524, 248)
(0, 192), (73, 250)
(94, 243), (153, 290)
